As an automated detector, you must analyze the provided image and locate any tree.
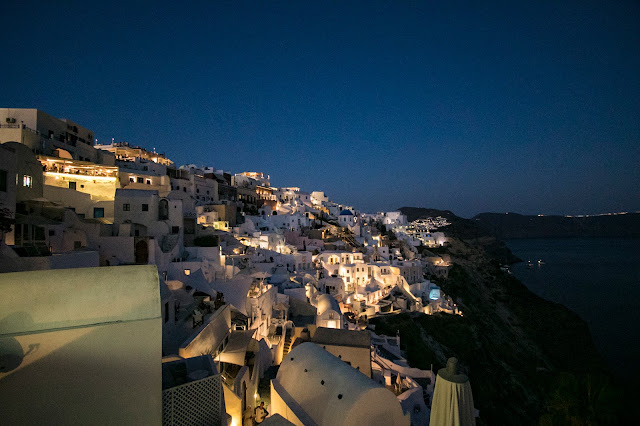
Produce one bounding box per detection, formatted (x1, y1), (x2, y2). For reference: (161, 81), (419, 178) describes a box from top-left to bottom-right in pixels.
(193, 235), (219, 247)
(0, 208), (14, 235)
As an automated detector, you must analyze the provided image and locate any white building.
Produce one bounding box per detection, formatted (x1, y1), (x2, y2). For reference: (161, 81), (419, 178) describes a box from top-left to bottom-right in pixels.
(270, 342), (409, 425)
(315, 294), (345, 329)
(0, 265), (162, 424)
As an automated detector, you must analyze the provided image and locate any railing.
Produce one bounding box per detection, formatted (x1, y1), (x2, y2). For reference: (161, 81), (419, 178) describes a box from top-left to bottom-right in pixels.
(43, 165), (118, 177)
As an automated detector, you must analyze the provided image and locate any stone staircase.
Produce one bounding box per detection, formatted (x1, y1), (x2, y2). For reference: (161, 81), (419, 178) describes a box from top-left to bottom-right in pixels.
(282, 329), (294, 357)
(343, 233), (361, 248)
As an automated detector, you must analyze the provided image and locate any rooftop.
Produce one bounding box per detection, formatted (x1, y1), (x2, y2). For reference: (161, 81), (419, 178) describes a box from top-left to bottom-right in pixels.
(311, 327), (371, 348)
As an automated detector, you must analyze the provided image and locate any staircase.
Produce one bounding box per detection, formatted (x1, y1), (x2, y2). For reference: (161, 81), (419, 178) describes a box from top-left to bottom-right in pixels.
(343, 233), (360, 248)
(282, 329), (294, 357)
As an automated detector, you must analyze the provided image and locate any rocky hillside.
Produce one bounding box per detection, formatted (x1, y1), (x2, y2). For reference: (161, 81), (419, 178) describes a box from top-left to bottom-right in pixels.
(472, 211), (640, 239)
(399, 206), (520, 264)
(372, 207), (621, 425)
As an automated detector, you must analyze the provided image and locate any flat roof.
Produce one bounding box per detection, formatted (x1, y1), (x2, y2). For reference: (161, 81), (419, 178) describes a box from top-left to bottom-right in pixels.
(311, 327), (371, 348)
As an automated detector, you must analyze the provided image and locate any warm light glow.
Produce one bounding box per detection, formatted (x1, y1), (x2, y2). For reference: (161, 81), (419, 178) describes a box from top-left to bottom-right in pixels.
(184, 269), (191, 276)
(44, 172), (116, 182)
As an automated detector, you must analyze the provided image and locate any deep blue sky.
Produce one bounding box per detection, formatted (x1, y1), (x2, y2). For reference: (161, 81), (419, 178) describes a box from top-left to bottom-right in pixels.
(3, 1), (639, 217)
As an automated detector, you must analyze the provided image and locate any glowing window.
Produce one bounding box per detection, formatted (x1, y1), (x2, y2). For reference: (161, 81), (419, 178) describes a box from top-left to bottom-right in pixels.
(184, 269), (191, 276)
(23, 175), (32, 188)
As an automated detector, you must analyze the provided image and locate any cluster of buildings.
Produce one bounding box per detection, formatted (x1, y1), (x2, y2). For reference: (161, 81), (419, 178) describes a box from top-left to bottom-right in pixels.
(0, 108), (474, 425)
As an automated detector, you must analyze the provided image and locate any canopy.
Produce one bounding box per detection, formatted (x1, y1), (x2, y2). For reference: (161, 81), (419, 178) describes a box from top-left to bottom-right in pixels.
(430, 359), (475, 426)
(217, 329), (256, 366)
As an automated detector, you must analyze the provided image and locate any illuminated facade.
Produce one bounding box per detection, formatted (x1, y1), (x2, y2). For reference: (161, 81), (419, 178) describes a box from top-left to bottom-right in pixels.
(0, 108), (107, 163)
(95, 141), (174, 166)
(39, 155), (119, 221)
(236, 171), (270, 187)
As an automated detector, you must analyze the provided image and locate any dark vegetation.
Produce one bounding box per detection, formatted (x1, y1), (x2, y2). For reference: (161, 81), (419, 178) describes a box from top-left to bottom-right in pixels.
(399, 207), (521, 263)
(0, 207), (14, 234)
(371, 207), (625, 425)
(193, 235), (219, 247)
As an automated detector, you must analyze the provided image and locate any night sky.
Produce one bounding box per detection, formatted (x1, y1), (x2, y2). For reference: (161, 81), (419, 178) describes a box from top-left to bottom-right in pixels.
(3, 1), (639, 217)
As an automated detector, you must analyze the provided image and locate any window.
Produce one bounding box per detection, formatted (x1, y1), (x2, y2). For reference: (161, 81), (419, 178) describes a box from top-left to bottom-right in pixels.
(123, 203), (130, 211)
(48, 229), (55, 236)
(137, 177), (144, 183)
(93, 208), (104, 218)
(0, 170), (6, 192)
(146, 180), (151, 185)
(142, 204), (149, 212)
(23, 175), (32, 188)
(183, 187), (186, 192)
(74, 241), (82, 249)
(69, 181), (76, 190)
(171, 226), (179, 234)
(130, 177), (134, 183)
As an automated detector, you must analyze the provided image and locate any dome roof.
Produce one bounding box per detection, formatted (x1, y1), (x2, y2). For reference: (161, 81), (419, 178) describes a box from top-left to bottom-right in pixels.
(274, 343), (408, 425)
(316, 294), (340, 315)
(339, 210), (354, 216)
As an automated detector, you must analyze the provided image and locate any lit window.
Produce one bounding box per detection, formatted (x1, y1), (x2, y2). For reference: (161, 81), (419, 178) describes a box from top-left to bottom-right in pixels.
(184, 269), (191, 276)
(23, 175), (32, 188)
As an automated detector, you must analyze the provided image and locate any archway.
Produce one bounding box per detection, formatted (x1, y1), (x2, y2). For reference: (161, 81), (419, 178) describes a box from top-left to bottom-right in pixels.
(135, 240), (148, 264)
(158, 199), (169, 220)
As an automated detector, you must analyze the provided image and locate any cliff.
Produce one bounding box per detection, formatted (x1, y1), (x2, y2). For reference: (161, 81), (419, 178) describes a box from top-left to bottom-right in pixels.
(371, 207), (621, 425)
(399, 206), (521, 264)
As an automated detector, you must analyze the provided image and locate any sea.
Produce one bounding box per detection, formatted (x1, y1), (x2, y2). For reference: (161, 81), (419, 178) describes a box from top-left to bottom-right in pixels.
(505, 238), (640, 384)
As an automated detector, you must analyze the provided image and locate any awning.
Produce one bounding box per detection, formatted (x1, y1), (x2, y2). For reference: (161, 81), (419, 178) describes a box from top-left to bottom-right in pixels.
(217, 329), (256, 366)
